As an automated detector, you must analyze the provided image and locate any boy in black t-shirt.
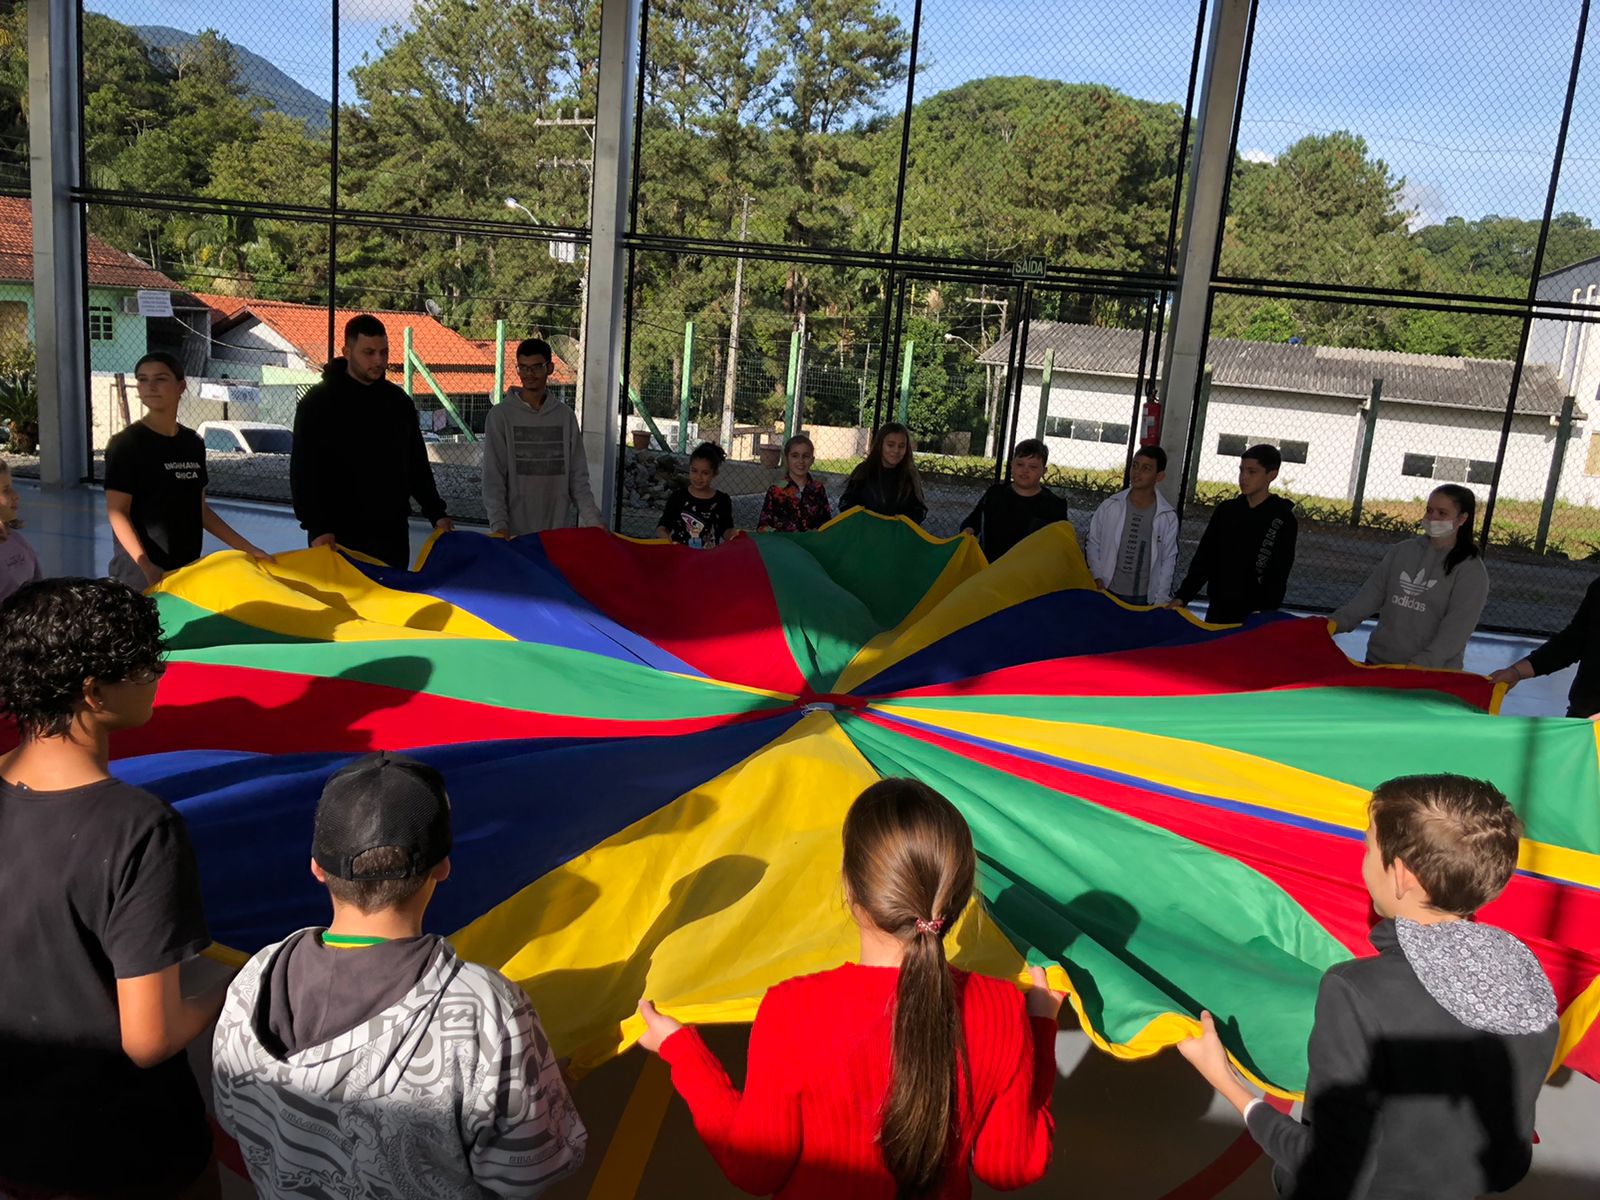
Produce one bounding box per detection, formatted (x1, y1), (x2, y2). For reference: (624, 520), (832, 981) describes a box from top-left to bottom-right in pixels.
(656, 441), (735, 549)
(105, 351), (272, 589)
(0, 578), (227, 1197)
(960, 438), (1071, 561)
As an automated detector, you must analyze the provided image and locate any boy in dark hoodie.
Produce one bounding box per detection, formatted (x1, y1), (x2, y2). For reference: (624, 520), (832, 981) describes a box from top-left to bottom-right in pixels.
(1178, 773), (1559, 1199)
(290, 314), (453, 568)
(1168, 442), (1297, 624)
(211, 753), (586, 1198)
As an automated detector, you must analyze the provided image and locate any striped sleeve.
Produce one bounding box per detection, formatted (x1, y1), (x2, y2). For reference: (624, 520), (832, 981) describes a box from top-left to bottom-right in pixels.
(466, 979), (588, 1196)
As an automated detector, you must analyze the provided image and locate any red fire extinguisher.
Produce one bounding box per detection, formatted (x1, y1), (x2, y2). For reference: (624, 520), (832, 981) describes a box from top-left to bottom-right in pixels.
(1140, 385), (1163, 447)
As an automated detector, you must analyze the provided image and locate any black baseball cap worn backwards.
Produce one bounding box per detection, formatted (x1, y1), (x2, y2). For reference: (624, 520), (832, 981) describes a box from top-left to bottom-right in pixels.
(312, 752), (452, 881)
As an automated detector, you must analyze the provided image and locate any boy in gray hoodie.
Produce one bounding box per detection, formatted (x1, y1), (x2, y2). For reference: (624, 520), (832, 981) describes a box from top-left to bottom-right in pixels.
(1331, 485), (1488, 670)
(212, 754), (585, 1198)
(1178, 773), (1558, 1200)
(482, 337), (603, 535)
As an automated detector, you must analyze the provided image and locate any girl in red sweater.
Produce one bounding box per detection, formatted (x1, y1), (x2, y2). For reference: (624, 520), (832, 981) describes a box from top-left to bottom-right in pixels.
(637, 778), (1063, 1198)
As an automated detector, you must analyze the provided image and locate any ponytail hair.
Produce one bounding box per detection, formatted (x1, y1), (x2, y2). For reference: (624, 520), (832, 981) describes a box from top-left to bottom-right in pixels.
(842, 779), (976, 1197)
(1431, 484), (1479, 576)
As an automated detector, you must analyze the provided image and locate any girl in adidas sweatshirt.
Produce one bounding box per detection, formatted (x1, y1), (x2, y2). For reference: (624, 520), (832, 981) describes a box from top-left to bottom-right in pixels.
(1331, 485), (1489, 670)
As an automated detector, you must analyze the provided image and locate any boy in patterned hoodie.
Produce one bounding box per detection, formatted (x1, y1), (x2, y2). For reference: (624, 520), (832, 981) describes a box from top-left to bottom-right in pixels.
(212, 753), (585, 1197)
(1177, 773), (1558, 1199)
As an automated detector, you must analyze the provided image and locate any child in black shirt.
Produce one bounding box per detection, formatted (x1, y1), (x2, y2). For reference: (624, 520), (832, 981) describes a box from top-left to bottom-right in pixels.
(961, 438), (1070, 561)
(657, 442), (735, 549)
(105, 352), (272, 589)
(840, 421), (928, 524)
(0, 578), (227, 1196)
(1178, 774), (1558, 1199)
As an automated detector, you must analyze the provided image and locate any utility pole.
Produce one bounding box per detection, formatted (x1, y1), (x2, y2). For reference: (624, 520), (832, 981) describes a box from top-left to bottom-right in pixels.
(721, 195), (751, 450)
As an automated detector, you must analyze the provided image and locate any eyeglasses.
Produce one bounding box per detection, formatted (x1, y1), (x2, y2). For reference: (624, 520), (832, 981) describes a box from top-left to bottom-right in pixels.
(515, 362), (551, 374)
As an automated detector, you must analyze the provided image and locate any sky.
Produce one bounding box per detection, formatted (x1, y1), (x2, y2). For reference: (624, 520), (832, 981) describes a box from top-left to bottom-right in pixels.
(82, 0), (1600, 225)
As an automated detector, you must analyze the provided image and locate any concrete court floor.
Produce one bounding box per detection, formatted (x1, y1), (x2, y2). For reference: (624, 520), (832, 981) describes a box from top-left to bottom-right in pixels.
(13, 481), (1597, 1198)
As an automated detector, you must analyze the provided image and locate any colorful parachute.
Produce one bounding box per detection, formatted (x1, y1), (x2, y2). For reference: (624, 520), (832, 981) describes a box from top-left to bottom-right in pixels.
(123, 511), (1600, 1096)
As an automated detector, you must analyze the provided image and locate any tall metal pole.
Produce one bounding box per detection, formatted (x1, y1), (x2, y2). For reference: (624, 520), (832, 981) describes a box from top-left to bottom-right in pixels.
(29, 0), (86, 488)
(721, 195), (750, 449)
(579, 0), (641, 525)
(1158, 0), (1253, 507)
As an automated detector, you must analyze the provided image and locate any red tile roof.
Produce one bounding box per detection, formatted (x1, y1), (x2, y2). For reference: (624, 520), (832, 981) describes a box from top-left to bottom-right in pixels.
(0, 196), (184, 291)
(471, 338), (578, 387)
(194, 294), (516, 396)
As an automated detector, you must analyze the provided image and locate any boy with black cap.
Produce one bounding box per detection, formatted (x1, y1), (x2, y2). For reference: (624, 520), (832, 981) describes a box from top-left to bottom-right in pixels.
(211, 752), (586, 1197)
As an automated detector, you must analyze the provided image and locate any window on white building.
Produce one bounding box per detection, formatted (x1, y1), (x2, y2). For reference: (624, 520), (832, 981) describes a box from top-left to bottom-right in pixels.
(1402, 452), (1495, 485)
(1099, 422), (1131, 445)
(88, 306), (115, 341)
(1044, 417), (1128, 443)
(1217, 434), (1307, 463)
(1044, 416), (1071, 437)
(1586, 434), (1600, 477)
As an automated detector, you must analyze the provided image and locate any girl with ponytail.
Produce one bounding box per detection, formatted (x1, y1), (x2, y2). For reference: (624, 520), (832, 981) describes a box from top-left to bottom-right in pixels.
(637, 779), (1063, 1197)
(1330, 483), (1489, 669)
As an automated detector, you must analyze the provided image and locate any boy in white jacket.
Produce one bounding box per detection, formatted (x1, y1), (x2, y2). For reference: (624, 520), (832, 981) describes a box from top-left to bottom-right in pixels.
(1087, 446), (1179, 605)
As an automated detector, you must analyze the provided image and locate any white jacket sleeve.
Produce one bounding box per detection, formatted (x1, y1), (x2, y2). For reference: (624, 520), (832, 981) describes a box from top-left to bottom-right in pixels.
(482, 405), (511, 534)
(1150, 509), (1179, 604)
(1086, 497), (1118, 584)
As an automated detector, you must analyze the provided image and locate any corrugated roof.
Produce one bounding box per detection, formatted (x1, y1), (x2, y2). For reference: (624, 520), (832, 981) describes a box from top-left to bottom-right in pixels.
(976, 322), (1573, 417)
(0, 196), (184, 292)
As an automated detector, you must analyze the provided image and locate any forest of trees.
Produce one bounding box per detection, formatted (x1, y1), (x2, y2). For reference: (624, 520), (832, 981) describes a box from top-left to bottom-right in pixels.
(3, 0), (1599, 436)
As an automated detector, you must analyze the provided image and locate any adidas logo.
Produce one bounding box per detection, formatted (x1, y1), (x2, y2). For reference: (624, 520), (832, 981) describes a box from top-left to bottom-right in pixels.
(1398, 568), (1437, 598)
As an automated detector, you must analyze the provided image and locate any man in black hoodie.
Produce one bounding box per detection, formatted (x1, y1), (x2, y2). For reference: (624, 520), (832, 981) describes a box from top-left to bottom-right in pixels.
(1168, 442), (1297, 624)
(290, 314), (453, 568)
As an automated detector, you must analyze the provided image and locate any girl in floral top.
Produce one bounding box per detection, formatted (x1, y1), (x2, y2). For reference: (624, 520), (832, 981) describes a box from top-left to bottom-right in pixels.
(757, 434), (832, 533)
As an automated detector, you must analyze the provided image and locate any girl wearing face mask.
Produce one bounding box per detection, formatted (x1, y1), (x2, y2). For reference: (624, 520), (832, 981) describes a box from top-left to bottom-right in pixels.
(1330, 484), (1488, 669)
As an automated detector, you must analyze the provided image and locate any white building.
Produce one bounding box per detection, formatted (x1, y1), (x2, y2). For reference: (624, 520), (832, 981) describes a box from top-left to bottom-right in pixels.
(1526, 257), (1600, 508)
(979, 323), (1577, 506)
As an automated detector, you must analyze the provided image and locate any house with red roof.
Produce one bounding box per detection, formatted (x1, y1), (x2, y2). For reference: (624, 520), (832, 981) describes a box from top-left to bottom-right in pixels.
(195, 295), (567, 431)
(0, 196), (205, 373)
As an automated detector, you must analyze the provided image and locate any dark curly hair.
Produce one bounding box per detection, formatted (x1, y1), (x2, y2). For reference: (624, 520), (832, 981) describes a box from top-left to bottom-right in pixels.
(0, 578), (166, 739)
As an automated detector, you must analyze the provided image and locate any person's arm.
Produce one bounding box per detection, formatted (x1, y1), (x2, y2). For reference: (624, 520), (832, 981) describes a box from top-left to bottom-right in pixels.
(200, 495), (272, 561)
(658, 491), (684, 542)
(1244, 974), (1382, 1200)
(482, 406), (511, 535)
(117, 965), (230, 1068)
(566, 413), (604, 528)
(1151, 509), (1180, 603)
(1086, 499), (1109, 587)
(651, 992), (803, 1194)
(971, 968), (1064, 1189)
(1330, 551), (1391, 634)
(1259, 510), (1297, 611)
(467, 998), (587, 1197)
(404, 405), (449, 527)
(1172, 510), (1219, 605)
(715, 492), (734, 543)
(1525, 579), (1600, 678)
(1412, 559), (1489, 668)
(839, 477), (864, 513)
(756, 486), (778, 532)
(905, 486), (928, 525)
(106, 813), (224, 1068)
(290, 394), (332, 540)
(961, 489), (987, 537)
(105, 490), (162, 586)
